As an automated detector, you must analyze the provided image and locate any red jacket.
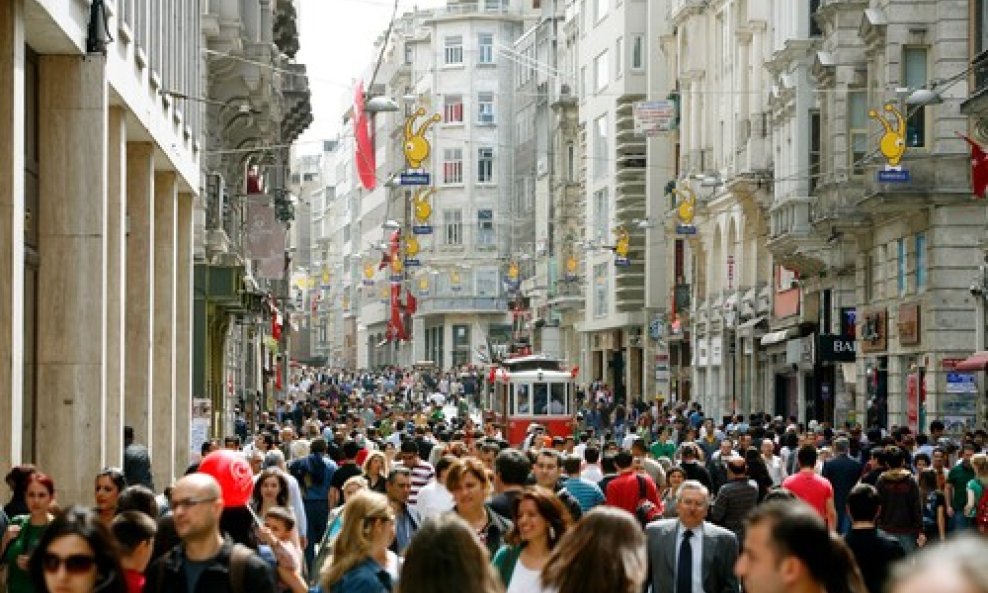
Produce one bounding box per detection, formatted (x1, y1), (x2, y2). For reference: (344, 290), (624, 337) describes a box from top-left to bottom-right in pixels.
(605, 470), (661, 516)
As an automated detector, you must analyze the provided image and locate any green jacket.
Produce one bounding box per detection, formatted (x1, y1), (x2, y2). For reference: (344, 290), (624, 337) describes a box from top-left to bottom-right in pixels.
(491, 544), (523, 587)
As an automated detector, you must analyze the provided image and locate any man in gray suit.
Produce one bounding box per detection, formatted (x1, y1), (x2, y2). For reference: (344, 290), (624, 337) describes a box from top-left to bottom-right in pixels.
(645, 480), (740, 593)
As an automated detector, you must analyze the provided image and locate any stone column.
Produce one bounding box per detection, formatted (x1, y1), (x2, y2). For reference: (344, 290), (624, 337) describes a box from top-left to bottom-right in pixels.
(152, 171), (177, 488)
(35, 55), (108, 505)
(105, 107), (126, 467)
(125, 143), (154, 447)
(0, 0), (25, 475)
(174, 192), (193, 471)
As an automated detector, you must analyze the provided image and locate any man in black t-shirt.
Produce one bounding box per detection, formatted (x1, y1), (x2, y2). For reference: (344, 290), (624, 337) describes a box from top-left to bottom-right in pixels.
(329, 440), (363, 508)
(844, 483), (906, 593)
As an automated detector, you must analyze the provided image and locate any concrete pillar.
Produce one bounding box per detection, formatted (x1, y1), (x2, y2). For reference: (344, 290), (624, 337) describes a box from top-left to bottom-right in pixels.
(0, 0), (25, 475)
(152, 171), (177, 488)
(35, 55), (107, 505)
(174, 192), (193, 471)
(106, 107), (126, 467)
(124, 143), (154, 446)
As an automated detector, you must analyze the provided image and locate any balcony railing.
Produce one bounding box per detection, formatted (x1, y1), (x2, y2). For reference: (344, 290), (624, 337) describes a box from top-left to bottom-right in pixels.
(417, 296), (507, 314)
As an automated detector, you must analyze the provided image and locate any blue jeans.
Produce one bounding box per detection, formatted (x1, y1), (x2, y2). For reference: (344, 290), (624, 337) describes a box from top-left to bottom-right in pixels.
(950, 511), (972, 533)
(892, 533), (918, 555)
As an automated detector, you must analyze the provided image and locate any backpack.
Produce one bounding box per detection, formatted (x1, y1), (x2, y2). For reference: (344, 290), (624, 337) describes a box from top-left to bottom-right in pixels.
(634, 475), (662, 529)
(289, 457), (314, 495)
(975, 489), (988, 533)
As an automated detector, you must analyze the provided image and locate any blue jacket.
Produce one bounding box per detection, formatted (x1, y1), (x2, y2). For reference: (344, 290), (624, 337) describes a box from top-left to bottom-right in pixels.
(328, 559), (393, 593)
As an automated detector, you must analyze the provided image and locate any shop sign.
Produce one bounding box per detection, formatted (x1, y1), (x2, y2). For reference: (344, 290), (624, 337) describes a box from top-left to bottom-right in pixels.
(897, 303), (921, 346)
(860, 308), (887, 353)
(818, 334), (857, 362)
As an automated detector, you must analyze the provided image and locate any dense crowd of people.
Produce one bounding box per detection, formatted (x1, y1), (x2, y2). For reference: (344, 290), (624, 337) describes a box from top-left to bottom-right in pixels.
(2, 366), (988, 593)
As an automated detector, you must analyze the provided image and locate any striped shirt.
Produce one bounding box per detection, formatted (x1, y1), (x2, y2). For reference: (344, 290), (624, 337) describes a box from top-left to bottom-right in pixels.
(400, 459), (435, 506)
(563, 477), (605, 513)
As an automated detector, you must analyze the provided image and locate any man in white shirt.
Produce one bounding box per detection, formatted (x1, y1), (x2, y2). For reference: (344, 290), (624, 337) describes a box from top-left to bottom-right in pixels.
(415, 455), (455, 519)
(580, 446), (604, 483)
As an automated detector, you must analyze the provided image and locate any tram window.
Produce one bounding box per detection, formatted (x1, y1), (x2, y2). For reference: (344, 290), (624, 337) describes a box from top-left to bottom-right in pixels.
(508, 384), (515, 415)
(550, 383), (566, 414)
(534, 383), (549, 415)
(516, 384), (530, 414)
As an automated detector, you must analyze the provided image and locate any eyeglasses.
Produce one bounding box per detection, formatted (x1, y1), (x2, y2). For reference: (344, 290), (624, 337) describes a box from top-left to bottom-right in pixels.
(170, 496), (218, 511)
(42, 553), (96, 574)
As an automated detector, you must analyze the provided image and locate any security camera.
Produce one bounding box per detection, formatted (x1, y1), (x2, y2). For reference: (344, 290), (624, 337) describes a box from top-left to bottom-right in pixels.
(971, 283), (984, 297)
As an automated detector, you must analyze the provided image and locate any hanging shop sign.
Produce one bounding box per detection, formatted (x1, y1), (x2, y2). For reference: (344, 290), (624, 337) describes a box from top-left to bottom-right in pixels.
(870, 103), (910, 183)
(860, 308), (888, 353)
(818, 334), (857, 362)
(897, 303), (921, 346)
(399, 108), (441, 186)
(673, 186), (697, 234)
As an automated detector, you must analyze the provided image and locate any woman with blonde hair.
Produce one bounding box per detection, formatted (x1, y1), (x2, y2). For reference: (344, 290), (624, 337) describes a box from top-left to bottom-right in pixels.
(398, 514), (503, 593)
(362, 451), (389, 494)
(963, 452), (988, 532)
(321, 490), (399, 593)
(540, 506), (646, 593)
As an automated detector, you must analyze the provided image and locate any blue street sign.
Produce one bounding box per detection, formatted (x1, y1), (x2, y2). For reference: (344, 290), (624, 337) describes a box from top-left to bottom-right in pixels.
(399, 172), (431, 186)
(412, 225), (433, 235)
(676, 224), (697, 235)
(404, 258), (420, 267)
(877, 169), (910, 183)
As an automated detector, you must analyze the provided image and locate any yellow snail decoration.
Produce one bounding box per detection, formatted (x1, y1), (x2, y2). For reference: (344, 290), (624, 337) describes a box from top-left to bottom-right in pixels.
(404, 108), (442, 169)
(390, 256), (404, 276)
(412, 188), (434, 223)
(363, 262), (375, 279)
(405, 235), (420, 258)
(869, 103), (907, 168)
(613, 226), (630, 259)
(418, 276), (429, 292)
(566, 253), (578, 276)
(674, 186), (697, 225)
(507, 260), (519, 280)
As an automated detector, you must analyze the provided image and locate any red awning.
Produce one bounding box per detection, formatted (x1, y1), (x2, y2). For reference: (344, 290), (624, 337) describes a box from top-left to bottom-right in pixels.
(955, 351), (988, 372)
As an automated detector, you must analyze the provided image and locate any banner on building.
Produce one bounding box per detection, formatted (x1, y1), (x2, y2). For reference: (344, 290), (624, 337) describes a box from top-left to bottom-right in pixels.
(633, 100), (677, 136)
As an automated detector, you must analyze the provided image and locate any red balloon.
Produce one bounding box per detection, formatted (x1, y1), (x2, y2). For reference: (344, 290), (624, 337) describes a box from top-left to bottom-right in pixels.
(197, 450), (253, 508)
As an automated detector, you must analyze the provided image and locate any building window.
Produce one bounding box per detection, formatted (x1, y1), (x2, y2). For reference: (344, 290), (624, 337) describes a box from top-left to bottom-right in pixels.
(593, 114), (608, 179)
(477, 147), (494, 183)
(444, 35), (463, 65)
(443, 148), (463, 184)
(566, 143), (576, 182)
(595, 0), (608, 22)
(809, 0), (822, 36)
(476, 268), (499, 296)
(809, 110), (821, 194)
(477, 92), (495, 124)
(477, 209), (495, 245)
(594, 263), (608, 317)
(631, 35), (644, 70)
(443, 209), (463, 245)
(978, 0), (988, 56)
(615, 37), (623, 79)
(903, 46), (928, 147)
(404, 44), (413, 64)
(592, 188), (609, 243)
(848, 89), (868, 175)
(594, 50), (609, 92)
(444, 94), (463, 123)
(478, 33), (494, 64)
(915, 232), (927, 290)
(580, 66), (587, 97)
(897, 238), (907, 296)
(864, 253), (874, 301)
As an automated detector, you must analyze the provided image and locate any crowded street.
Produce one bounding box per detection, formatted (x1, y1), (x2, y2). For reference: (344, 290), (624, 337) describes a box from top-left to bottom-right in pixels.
(4, 0), (988, 592)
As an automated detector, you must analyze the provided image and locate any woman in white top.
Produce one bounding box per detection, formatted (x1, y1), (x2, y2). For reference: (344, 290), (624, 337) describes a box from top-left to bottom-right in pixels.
(761, 438), (787, 486)
(492, 487), (572, 593)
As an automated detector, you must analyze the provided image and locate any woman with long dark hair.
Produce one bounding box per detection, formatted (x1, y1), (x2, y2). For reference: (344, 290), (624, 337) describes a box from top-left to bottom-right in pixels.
(492, 487), (571, 592)
(28, 506), (127, 593)
(93, 468), (126, 527)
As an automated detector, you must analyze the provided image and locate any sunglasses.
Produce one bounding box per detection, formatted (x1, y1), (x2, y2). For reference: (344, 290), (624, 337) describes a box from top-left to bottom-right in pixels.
(42, 553), (96, 574)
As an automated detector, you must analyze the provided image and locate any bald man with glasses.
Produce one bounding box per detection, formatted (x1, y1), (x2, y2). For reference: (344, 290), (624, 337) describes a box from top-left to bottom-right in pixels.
(144, 474), (276, 593)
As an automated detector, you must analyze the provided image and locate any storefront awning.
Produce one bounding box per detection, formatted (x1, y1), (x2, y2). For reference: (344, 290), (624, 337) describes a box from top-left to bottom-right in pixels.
(760, 328), (795, 346)
(955, 351), (988, 372)
(737, 316), (767, 336)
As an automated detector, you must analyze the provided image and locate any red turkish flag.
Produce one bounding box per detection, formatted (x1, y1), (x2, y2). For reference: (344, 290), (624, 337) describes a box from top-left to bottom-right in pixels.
(959, 133), (988, 199)
(354, 82), (376, 190)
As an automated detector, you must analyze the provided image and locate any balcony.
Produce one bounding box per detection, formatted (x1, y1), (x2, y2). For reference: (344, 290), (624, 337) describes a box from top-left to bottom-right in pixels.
(614, 95), (646, 313)
(281, 63), (313, 144)
(416, 296), (508, 315)
(766, 196), (828, 276)
(857, 151), (971, 215)
(274, 0), (300, 58)
(960, 49), (988, 120)
(670, 0), (706, 25)
(548, 281), (585, 311)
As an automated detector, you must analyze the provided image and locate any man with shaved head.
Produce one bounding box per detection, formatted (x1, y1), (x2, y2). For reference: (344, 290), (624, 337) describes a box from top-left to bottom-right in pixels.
(144, 474), (277, 593)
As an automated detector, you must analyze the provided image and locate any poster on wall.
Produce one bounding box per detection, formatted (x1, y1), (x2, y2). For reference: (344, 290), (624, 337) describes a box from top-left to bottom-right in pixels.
(190, 398), (211, 460)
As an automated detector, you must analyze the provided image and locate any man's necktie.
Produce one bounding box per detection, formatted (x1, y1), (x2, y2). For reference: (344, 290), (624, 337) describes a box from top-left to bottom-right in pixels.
(677, 529), (694, 593)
